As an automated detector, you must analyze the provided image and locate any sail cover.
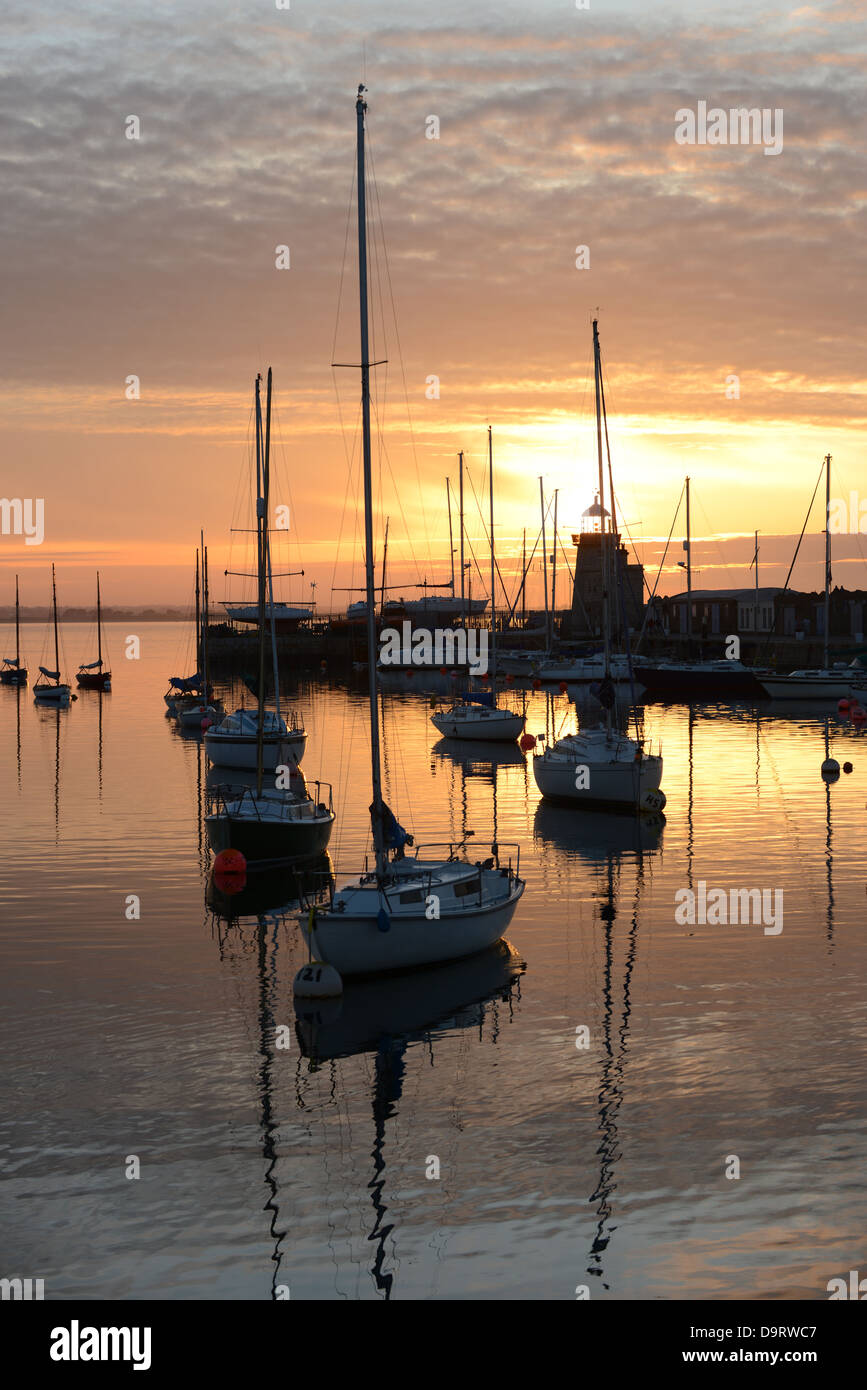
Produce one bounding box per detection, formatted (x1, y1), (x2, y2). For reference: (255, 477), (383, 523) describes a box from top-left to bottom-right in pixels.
(169, 673), (202, 692)
(371, 801), (412, 852)
(2, 658), (21, 668)
(39, 666), (60, 680)
(78, 659), (104, 670)
(457, 690), (494, 707)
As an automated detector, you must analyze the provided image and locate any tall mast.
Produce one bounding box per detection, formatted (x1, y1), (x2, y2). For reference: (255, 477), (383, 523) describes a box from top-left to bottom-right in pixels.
(824, 452), (832, 671)
(96, 571), (102, 666)
(446, 480), (455, 598)
(539, 478), (549, 650)
(379, 517), (389, 619)
(195, 549), (201, 671)
(592, 320), (610, 696)
(14, 573), (20, 666)
(262, 367), (282, 728)
(356, 84), (386, 876)
(255, 374), (267, 798)
(551, 488), (559, 642)
(51, 563), (60, 685)
(488, 426), (496, 677)
(200, 533), (208, 693)
(521, 530), (526, 627)
(459, 451), (465, 618)
(685, 474), (692, 640)
(753, 531), (759, 635)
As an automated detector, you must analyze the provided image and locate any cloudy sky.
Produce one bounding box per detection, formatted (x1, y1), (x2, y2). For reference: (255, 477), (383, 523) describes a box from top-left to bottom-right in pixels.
(1, 0), (865, 610)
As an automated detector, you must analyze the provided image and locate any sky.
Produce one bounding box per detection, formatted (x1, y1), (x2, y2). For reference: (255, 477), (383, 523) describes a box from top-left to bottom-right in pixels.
(0, 0), (865, 613)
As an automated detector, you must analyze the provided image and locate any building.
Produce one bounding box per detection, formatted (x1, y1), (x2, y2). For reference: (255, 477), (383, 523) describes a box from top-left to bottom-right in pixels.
(566, 496), (645, 639)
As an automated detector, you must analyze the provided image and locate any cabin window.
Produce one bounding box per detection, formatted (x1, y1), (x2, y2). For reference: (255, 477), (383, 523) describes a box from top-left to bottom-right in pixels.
(399, 889), (424, 904)
(454, 877), (480, 898)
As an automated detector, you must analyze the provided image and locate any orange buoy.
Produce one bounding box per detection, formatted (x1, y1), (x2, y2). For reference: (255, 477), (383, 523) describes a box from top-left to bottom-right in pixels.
(559, 681), (567, 694)
(213, 848), (246, 877)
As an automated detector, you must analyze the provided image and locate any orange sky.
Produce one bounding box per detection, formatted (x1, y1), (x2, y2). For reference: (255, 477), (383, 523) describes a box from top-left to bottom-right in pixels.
(1, 0), (864, 612)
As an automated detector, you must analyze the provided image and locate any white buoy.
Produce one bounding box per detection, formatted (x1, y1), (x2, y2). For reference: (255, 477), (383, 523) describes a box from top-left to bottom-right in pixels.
(641, 789), (667, 812)
(293, 960), (343, 997)
(821, 757), (840, 781)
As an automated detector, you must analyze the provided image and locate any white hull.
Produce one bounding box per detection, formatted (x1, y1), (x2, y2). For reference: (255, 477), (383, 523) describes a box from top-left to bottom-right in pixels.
(177, 703), (216, 729)
(205, 731), (307, 770)
(312, 885), (523, 976)
(34, 684), (71, 707)
(759, 674), (853, 700)
(537, 655), (634, 684)
(431, 706), (525, 742)
(533, 736), (663, 811)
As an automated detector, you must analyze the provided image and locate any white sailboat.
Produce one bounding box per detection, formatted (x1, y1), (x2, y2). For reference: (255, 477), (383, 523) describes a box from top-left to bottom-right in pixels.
(205, 370), (334, 864)
(431, 427), (525, 743)
(533, 320), (664, 812)
(33, 565), (72, 707)
(306, 86), (524, 980)
(759, 454), (854, 700)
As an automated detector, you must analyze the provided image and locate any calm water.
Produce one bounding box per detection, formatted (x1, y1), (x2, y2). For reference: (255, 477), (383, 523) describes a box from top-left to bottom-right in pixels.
(1, 622), (865, 1300)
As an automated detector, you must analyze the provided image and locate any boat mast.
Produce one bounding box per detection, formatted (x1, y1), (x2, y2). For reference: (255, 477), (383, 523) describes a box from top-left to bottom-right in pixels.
(459, 451), (465, 618)
(521, 530), (526, 627)
(356, 84), (386, 877)
(96, 571), (102, 668)
(446, 480), (455, 599)
(51, 563), (60, 686)
(14, 573), (20, 667)
(824, 452), (832, 671)
(488, 426), (496, 678)
(255, 374), (267, 799)
(592, 320), (611, 708)
(200, 534), (208, 695)
(753, 531), (759, 635)
(195, 549), (201, 674)
(262, 367), (282, 728)
(539, 478), (549, 649)
(551, 488), (559, 642)
(685, 474), (692, 641)
(379, 517), (389, 619)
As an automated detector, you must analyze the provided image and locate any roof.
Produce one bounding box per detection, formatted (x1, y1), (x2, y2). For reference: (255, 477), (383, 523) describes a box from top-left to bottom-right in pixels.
(666, 588), (785, 603)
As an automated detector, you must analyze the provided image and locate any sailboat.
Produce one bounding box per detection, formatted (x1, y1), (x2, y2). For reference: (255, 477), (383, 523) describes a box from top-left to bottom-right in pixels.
(304, 85), (524, 978)
(533, 320), (664, 812)
(1, 575), (28, 685)
(177, 536), (218, 728)
(33, 564), (72, 706)
(759, 454), (854, 699)
(205, 370), (335, 865)
(76, 572), (111, 690)
(431, 428), (525, 742)
(165, 551), (208, 714)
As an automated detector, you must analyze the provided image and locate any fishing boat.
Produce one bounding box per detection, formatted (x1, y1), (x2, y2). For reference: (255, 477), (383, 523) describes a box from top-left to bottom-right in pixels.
(33, 565), (72, 706)
(533, 320), (664, 812)
(177, 535), (217, 728)
(759, 455), (854, 699)
(205, 369), (334, 865)
(75, 572), (111, 690)
(0, 575), (28, 685)
(306, 86), (524, 979)
(431, 428), (525, 743)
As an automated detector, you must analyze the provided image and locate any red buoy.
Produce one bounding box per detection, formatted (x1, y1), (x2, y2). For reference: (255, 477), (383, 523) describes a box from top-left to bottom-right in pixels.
(520, 733), (536, 752)
(440, 666), (447, 675)
(201, 716), (213, 730)
(505, 673), (514, 684)
(559, 681), (567, 694)
(533, 678), (542, 690)
(838, 698), (851, 713)
(213, 848), (246, 877)
(852, 705), (866, 722)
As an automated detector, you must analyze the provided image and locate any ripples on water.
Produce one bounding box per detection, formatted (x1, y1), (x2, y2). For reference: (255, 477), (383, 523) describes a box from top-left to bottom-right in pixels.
(0, 624), (865, 1299)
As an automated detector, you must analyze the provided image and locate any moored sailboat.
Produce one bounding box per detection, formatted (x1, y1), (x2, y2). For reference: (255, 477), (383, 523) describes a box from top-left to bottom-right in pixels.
(1, 575), (28, 686)
(76, 572), (111, 691)
(34, 565), (72, 706)
(533, 320), (664, 812)
(305, 86), (524, 980)
(205, 369), (334, 865)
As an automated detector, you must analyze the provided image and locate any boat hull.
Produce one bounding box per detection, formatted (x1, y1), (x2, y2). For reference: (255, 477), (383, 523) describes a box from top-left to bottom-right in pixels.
(34, 684), (71, 707)
(431, 709), (525, 742)
(204, 730), (307, 769)
(759, 676), (853, 700)
(0, 669), (27, 686)
(312, 883), (524, 976)
(205, 809), (334, 863)
(635, 662), (766, 699)
(76, 671), (111, 691)
(533, 750), (664, 811)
